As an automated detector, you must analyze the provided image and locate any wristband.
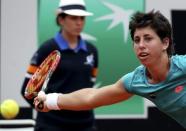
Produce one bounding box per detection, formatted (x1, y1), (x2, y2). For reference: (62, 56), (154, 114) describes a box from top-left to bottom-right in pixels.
(46, 93), (60, 110)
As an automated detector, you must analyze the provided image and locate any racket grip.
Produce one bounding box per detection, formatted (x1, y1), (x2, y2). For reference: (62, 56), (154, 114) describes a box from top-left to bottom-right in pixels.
(37, 101), (44, 110)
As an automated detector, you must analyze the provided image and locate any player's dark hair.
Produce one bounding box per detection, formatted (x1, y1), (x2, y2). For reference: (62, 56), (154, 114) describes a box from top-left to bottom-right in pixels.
(129, 10), (174, 57)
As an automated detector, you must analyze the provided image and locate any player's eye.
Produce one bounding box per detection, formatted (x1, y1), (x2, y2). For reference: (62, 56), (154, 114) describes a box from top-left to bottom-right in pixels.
(134, 38), (140, 44)
(144, 37), (152, 42)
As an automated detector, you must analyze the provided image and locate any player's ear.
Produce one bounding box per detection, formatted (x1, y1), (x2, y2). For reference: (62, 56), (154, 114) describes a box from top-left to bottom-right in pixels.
(162, 37), (169, 51)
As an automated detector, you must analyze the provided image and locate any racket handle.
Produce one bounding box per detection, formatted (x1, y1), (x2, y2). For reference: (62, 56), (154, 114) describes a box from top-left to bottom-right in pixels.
(37, 101), (44, 110)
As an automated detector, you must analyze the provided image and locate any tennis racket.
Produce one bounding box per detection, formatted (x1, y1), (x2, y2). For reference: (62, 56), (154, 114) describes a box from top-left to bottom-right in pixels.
(24, 50), (61, 109)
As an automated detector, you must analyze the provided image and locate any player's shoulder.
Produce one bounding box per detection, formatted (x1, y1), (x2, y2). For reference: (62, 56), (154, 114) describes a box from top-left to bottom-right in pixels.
(171, 54), (186, 61)
(122, 65), (144, 82)
(171, 54), (186, 72)
(121, 65), (145, 93)
(130, 65), (144, 75)
(171, 54), (186, 67)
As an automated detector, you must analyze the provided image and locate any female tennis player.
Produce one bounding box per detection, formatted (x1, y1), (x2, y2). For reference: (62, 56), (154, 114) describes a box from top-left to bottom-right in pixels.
(34, 10), (186, 129)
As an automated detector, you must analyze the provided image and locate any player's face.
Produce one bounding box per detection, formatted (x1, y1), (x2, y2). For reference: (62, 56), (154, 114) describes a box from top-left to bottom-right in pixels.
(133, 26), (169, 67)
(60, 15), (85, 36)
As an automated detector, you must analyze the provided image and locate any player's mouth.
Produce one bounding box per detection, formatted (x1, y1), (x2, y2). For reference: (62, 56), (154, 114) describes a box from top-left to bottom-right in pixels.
(138, 52), (149, 60)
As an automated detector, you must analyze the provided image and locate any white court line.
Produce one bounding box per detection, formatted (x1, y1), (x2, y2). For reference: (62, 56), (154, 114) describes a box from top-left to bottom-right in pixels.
(0, 128), (33, 131)
(0, 119), (35, 125)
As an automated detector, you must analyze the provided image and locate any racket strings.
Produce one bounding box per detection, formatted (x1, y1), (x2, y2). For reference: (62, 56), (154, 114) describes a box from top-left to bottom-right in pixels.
(25, 51), (60, 99)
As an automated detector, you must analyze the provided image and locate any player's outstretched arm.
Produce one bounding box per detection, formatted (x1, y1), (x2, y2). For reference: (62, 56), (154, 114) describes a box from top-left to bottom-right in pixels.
(34, 79), (133, 112)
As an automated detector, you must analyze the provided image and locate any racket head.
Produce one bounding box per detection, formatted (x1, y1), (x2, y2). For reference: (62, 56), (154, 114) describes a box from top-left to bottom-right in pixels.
(24, 50), (61, 99)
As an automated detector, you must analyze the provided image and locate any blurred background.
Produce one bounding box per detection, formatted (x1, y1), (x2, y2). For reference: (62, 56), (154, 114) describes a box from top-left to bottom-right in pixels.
(0, 0), (186, 130)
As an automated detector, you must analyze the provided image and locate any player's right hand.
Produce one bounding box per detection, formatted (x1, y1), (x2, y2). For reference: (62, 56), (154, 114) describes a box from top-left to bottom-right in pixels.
(34, 91), (50, 112)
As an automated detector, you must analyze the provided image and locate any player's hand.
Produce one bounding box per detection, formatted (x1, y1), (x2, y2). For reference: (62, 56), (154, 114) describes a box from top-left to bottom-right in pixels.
(34, 91), (50, 112)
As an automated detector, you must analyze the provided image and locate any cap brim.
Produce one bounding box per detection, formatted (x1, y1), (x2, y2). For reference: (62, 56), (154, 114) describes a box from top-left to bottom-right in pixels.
(57, 9), (93, 16)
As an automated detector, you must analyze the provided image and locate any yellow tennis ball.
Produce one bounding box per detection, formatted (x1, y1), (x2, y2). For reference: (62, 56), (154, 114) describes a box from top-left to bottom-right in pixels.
(0, 99), (20, 119)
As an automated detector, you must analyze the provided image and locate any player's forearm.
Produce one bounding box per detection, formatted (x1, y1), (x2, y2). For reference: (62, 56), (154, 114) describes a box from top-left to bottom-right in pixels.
(57, 88), (98, 110)
(56, 83), (130, 111)
(36, 87), (101, 111)
(39, 82), (132, 111)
